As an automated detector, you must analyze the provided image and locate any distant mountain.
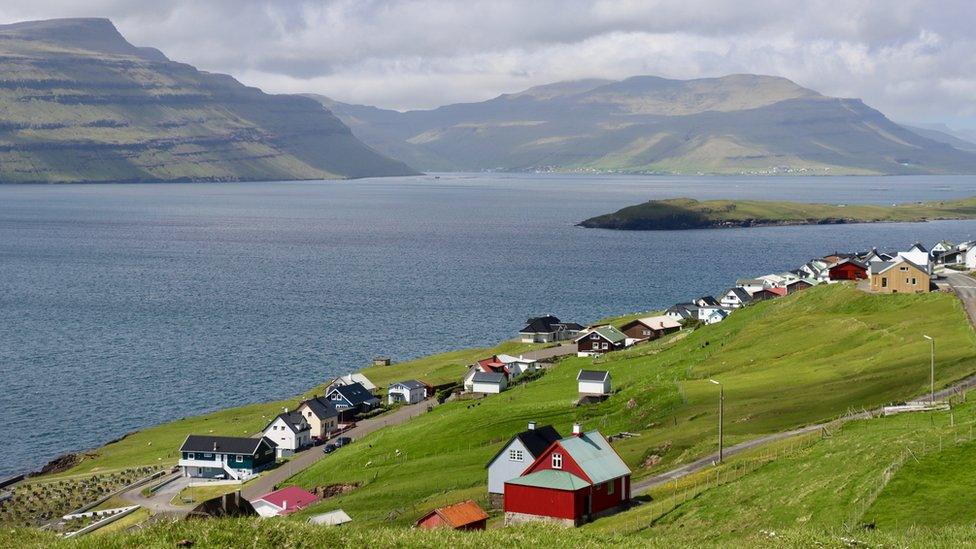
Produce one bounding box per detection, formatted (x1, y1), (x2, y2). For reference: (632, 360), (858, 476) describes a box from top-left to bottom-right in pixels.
(0, 18), (417, 183)
(311, 74), (976, 176)
(899, 123), (976, 152)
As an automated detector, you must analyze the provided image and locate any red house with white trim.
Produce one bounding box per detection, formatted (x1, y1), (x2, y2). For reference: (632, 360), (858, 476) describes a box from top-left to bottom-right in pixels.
(503, 425), (631, 526)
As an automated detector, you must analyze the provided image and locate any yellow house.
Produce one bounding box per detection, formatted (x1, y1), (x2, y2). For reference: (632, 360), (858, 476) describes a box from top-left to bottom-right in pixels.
(869, 258), (930, 294)
(296, 396), (339, 439)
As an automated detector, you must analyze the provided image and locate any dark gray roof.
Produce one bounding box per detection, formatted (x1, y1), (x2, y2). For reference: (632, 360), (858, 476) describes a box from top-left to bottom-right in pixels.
(329, 382), (379, 406)
(472, 371), (506, 384)
(577, 369), (610, 382)
(180, 435), (276, 455)
(299, 396), (339, 420)
(520, 315), (561, 333)
(264, 411), (309, 434)
(486, 425), (562, 468)
(726, 287), (752, 302)
(391, 380), (426, 390)
(696, 296), (719, 306)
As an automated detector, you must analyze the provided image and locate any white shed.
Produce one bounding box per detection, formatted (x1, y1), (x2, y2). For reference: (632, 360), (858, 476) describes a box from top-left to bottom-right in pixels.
(472, 371), (508, 394)
(577, 370), (611, 396)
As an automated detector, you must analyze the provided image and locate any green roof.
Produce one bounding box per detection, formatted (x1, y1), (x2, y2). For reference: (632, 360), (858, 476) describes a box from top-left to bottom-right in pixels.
(506, 469), (590, 490)
(559, 431), (632, 485)
(579, 325), (627, 345)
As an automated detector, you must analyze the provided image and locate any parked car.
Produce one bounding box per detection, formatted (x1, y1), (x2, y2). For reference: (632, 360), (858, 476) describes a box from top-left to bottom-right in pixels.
(322, 443), (337, 454)
(311, 436), (326, 447)
(335, 437), (353, 447)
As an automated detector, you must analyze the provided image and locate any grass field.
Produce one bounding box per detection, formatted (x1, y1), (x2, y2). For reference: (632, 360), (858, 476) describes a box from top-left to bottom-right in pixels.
(579, 196), (976, 230)
(278, 284), (975, 527)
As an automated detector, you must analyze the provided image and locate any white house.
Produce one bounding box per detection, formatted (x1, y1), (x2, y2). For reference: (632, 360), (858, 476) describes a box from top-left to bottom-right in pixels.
(326, 373), (377, 393)
(471, 371), (507, 393)
(485, 422), (562, 504)
(702, 308), (730, 325)
(577, 369), (611, 396)
(388, 380), (427, 405)
(262, 411), (312, 458)
(735, 278), (768, 295)
(720, 287), (752, 309)
(897, 242), (932, 273)
(497, 354), (539, 377)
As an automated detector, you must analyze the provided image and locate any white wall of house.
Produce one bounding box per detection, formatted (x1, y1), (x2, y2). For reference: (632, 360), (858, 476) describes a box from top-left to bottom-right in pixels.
(966, 247), (976, 269)
(388, 384), (425, 405)
(487, 439), (532, 494)
(263, 417), (310, 456)
(472, 379), (506, 393)
(720, 293), (744, 309)
(578, 379), (610, 395)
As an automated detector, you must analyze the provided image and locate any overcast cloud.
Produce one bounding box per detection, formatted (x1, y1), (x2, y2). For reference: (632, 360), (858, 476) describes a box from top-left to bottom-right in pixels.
(1, 0), (975, 128)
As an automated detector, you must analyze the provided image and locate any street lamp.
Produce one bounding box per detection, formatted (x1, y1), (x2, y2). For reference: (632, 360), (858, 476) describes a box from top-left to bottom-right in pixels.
(923, 335), (935, 403)
(709, 379), (724, 463)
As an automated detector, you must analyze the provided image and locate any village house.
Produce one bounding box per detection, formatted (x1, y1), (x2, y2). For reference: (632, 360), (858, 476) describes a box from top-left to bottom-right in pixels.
(701, 308), (730, 324)
(575, 325), (628, 357)
(326, 373), (377, 393)
(664, 303), (699, 321)
(694, 296), (719, 307)
(388, 380), (428, 405)
(504, 425), (632, 527)
(931, 240), (953, 256)
(828, 258), (869, 281)
(577, 370), (611, 397)
(897, 242), (932, 274)
(416, 500), (489, 531)
(497, 354), (539, 376)
(326, 382), (381, 419)
(250, 486), (320, 518)
(519, 315), (583, 343)
(471, 371), (508, 393)
(296, 396), (340, 441)
(869, 258), (931, 294)
(783, 278), (815, 294)
(485, 422), (562, 506)
(619, 315), (681, 341)
(935, 247), (964, 266)
(863, 248), (895, 264)
(178, 435), (277, 481)
(261, 411), (312, 457)
(735, 278), (767, 295)
(720, 287), (752, 309)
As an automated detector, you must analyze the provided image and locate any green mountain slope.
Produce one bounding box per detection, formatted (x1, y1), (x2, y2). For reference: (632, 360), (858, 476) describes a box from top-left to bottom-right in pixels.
(0, 18), (417, 183)
(313, 74), (976, 175)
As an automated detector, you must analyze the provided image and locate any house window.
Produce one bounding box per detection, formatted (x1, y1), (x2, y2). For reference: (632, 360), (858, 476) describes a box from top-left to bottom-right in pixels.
(509, 449), (524, 462)
(607, 480), (614, 495)
(881, 277), (888, 288)
(900, 267), (908, 271)
(552, 453), (563, 469)
(203, 453), (213, 459)
(911, 278), (917, 285)
(590, 333), (599, 340)
(602, 342), (609, 350)
(185, 452), (194, 460)
(236, 455), (244, 463)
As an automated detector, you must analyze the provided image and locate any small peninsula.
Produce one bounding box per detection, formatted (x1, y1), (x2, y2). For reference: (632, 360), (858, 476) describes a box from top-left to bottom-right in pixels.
(578, 197), (976, 230)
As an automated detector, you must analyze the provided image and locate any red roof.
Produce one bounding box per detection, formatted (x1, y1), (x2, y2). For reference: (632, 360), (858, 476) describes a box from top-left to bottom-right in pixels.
(257, 486), (320, 514)
(416, 500), (488, 528)
(767, 287), (788, 296)
(477, 356), (509, 375)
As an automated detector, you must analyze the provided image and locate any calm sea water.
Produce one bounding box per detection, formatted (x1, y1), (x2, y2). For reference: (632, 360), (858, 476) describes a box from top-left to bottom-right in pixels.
(2, 173), (976, 478)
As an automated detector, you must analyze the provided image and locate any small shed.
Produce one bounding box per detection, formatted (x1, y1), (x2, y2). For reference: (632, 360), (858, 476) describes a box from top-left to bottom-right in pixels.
(415, 500), (488, 531)
(372, 357), (392, 367)
(472, 371), (508, 394)
(577, 370), (611, 396)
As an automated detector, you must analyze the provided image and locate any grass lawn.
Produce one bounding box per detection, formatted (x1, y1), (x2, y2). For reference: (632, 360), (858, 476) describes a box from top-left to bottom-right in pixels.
(89, 507), (151, 536)
(281, 284), (976, 528)
(171, 484), (244, 507)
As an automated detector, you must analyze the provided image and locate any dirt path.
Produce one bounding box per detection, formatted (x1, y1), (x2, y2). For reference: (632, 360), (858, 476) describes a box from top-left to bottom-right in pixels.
(521, 343), (577, 361)
(634, 276), (976, 495)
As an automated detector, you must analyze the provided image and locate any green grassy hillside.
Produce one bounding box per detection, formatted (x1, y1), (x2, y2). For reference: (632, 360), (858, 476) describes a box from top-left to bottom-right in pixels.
(579, 196), (976, 230)
(281, 285), (975, 526)
(0, 18), (416, 183)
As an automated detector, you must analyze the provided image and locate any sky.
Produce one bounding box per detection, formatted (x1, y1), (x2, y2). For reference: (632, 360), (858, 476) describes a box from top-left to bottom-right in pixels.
(1, 0), (975, 131)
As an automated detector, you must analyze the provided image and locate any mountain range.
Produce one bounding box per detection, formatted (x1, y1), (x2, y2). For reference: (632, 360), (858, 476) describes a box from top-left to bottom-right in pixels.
(0, 18), (416, 183)
(311, 75), (976, 176)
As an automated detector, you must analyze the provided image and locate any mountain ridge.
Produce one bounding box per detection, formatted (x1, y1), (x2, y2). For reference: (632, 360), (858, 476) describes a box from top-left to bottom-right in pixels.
(312, 74), (976, 176)
(0, 18), (417, 183)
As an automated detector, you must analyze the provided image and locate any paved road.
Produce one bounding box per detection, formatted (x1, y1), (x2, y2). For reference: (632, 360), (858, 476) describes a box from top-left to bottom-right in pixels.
(633, 275), (976, 495)
(521, 343), (577, 361)
(117, 472), (190, 516)
(241, 398), (437, 499)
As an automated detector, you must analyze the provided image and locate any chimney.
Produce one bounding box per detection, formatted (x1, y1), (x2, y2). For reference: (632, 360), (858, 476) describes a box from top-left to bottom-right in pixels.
(527, 421), (536, 430)
(572, 423), (582, 436)
(283, 499), (288, 511)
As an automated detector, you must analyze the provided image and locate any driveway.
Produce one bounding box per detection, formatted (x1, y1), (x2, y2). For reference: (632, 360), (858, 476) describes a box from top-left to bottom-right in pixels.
(241, 399), (437, 499)
(521, 343), (576, 361)
(117, 472), (190, 516)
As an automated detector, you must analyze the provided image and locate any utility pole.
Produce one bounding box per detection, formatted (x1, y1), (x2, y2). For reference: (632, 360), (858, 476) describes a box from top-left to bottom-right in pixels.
(924, 335), (935, 403)
(710, 379), (724, 463)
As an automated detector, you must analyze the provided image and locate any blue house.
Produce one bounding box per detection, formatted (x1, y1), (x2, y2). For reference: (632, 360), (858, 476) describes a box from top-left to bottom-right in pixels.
(178, 435), (277, 481)
(326, 381), (381, 419)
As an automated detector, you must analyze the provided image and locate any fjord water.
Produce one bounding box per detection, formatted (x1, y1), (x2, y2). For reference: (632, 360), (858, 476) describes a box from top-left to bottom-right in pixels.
(2, 174), (976, 478)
